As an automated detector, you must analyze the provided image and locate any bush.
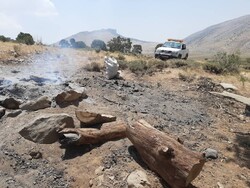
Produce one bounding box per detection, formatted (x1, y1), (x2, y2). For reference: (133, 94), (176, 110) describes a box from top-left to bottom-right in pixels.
(203, 62), (223, 74)
(16, 32), (35, 45)
(107, 36), (132, 53)
(118, 60), (128, 70)
(84, 62), (102, 72)
(117, 54), (126, 60)
(128, 60), (147, 74)
(213, 52), (240, 74)
(0, 35), (11, 42)
(169, 59), (188, 68)
(91, 39), (107, 51)
(132, 44), (142, 54)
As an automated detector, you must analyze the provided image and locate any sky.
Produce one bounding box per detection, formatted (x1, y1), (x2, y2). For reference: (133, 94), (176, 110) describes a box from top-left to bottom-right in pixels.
(0, 0), (250, 44)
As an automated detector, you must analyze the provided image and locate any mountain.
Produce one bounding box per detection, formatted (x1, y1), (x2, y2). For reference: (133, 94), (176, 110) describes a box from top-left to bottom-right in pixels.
(185, 15), (250, 57)
(58, 29), (157, 54)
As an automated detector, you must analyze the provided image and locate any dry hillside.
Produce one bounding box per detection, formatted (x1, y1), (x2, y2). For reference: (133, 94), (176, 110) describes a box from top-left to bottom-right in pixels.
(185, 15), (250, 57)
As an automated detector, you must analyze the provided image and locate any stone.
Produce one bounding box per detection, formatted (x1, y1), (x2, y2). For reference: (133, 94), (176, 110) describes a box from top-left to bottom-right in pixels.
(220, 83), (238, 91)
(204, 148), (218, 159)
(0, 97), (21, 109)
(19, 114), (74, 144)
(127, 170), (150, 188)
(20, 96), (51, 111)
(95, 166), (104, 175)
(217, 182), (224, 188)
(76, 110), (116, 126)
(29, 151), (42, 159)
(55, 90), (87, 104)
(0, 107), (6, 119)
(6, 109), (22, 118)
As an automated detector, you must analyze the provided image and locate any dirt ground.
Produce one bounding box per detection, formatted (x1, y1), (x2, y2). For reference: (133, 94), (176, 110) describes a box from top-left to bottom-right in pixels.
(0, 44), (249, 188)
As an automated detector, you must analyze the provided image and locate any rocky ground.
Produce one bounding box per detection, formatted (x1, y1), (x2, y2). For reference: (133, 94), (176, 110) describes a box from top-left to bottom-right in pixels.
(0, 47), (249, 188)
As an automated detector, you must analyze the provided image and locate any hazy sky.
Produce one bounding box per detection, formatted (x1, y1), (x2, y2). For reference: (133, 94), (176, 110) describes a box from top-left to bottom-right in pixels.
(0, 0), (250, 44)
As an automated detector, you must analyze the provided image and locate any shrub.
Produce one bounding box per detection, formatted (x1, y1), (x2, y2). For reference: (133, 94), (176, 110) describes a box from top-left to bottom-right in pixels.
(16, 32), (35, 45)
(203, 62), (223, 74)
(0, 35), (11, 42)
(117, 54), (125, 61)
(84, 62), (102, 72)
(91, 39), (107, 51)
(178, 73), (195, 82)
(169, 59), (188, 68)
(214, 52), (240, 74)
(128, 60), (147, 74)
(118, 60), (128, 70)
(59, 39), (70, 48)
(107, 36), (132, 53)
(132, 44), (142, 54)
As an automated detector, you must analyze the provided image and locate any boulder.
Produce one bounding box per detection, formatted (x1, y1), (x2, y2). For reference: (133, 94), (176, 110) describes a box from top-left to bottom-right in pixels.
(75, 110), (116, 126)
(20, 96), (51, 111)
(127, 170), (150, 188)
(0, 97), (21, 109)
(0, 107), (5, 119)
(55, 90), (87, 104)
(19, 114), (74, 144)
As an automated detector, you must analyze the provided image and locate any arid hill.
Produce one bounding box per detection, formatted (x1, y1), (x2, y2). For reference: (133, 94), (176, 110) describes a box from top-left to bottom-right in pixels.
(185, 15), (250, 57)
(57, 29), (157, 54)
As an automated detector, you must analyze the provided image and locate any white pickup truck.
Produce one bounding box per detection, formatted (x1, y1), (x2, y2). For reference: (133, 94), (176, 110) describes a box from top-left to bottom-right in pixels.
(155, 39), (189, 60)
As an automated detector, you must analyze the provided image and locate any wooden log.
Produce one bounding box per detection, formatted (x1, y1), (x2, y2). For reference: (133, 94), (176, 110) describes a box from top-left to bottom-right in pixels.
(126, 120), (205, 188)
(58, 122), (126, 145)
(75, 110), (116, 126)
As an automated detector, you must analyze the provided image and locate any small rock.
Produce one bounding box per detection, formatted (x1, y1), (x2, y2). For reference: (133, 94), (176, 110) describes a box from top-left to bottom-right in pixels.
(55, 90), (87, 104)
(0, 97), (21, 109)
(127, 170), (150, 188)
(204, 148), (218, 159)
(0, 107), (5, 119)
(89, 179), (93, 187)
(220, 83), (238, 91)
(6, 109), (22, 118)
(29, 151), (42, 159)
(217, 182), (224, 188)
(95, 166), (104, 175)
(20, 96), (51, 111)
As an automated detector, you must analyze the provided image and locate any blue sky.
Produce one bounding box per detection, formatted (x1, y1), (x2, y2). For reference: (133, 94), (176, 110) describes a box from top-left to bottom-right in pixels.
(0, 0), (250, 44)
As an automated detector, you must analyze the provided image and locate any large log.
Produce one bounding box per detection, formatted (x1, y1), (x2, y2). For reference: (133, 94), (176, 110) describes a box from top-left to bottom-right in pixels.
(58, 122), (126, 145)
(126, 120), (205, 188)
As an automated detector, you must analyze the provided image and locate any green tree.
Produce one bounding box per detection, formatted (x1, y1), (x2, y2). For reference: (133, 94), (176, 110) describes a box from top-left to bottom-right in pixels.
(0, 35), (11, 42)
(16, 32), (35, 45)
(74, 41), (87, 48)
(70, 38), (76, 47)
(91, 39), (107, 51)
(59, 39), (70, 48)
(107, 36), (132, 53)
(132, 44), (142, 54)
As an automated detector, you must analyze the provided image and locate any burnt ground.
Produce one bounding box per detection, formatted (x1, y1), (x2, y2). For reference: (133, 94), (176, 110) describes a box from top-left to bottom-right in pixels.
(0, 51), (249, 188)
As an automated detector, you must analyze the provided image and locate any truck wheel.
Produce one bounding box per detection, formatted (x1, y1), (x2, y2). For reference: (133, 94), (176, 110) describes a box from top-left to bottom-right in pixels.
(183, 54), (188, 60)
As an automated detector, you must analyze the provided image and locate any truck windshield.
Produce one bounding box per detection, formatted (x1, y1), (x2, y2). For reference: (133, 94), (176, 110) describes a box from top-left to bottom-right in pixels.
(162, 42), (181, 49)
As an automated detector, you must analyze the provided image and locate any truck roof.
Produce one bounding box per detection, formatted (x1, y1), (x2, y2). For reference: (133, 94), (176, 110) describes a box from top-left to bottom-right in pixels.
(167, 39), (184, 43)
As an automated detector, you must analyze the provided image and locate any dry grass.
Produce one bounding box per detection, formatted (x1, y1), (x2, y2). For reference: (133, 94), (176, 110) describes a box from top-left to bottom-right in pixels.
(0, 41), (45, 60)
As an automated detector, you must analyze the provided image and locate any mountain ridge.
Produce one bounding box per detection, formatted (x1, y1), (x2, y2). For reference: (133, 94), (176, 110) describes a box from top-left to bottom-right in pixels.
(185, 14), (250, 56)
